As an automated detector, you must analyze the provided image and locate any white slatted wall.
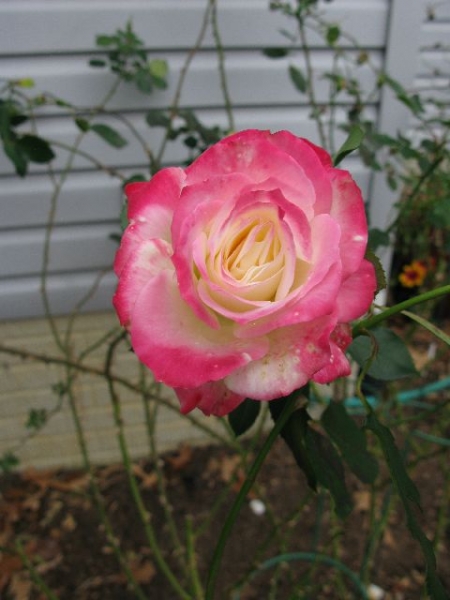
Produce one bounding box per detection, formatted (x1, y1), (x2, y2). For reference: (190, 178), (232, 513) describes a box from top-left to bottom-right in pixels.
(0, 0), (448, 320)
(0, 0), (388, 319)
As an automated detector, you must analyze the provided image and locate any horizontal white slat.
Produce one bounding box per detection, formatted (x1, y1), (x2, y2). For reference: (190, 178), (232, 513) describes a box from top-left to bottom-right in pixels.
(0, 224), (119, 278)
(1, 157), (371, 232)
(1, 172), (123, 229)
(422, 0), (450, 21)
(0, 50), (382, 115)
(0, 105), (379, 176)
(418, 50), (450, 78)
(0, 270), (117, 320)
(420, 21), (450, 49)
(0, 0), (388, 55)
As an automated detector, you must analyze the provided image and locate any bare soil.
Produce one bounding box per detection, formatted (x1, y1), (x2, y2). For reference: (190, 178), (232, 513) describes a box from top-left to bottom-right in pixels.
(1, 320), (449, 600)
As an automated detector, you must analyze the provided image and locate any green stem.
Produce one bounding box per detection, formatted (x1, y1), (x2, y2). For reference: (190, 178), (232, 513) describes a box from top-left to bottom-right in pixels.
(238, 552), (369, 600)
(210, 0), (235, 132)
(66, 373), (148, 600)
(104, 336), (191, 600)
(186, 516), (205, 599)
(14, 539), (60, 600)
(352, 285), (450, 337)
(204, 394), (298, 599)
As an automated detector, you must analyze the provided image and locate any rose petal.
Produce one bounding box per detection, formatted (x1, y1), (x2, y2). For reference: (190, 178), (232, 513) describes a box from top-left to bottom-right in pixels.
(175, 381), (246, 416)
(114, 168), (184, 277)
(129, 268), (269, 388)
(312, 323), (353, 383)
(186, 130), (319, 219)
(225, 316), (337, 400)
(336, 259), (376, 322)
(329, 169), (369, 277)
(113, 238), (172, 326)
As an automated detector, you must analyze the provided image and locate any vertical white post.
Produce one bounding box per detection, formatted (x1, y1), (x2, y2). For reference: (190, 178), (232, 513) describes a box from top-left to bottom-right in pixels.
(368, 0), (424, 298)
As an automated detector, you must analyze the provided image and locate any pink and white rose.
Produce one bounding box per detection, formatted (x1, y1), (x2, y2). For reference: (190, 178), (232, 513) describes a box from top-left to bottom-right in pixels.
(113, 129), (376, 416)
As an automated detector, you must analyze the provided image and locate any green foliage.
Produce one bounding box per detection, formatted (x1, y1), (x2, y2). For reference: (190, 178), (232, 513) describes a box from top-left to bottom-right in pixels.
(288, 65), (307, 93)
(26, 408), (48, 430)
(90, 21), (168, 94)
(364, 247), (387, 295)
(262, 47), (290, 58)
(0, 98), (54, 176)
(348, 327), (418, 381)
(367, 413), (449, 599)
(270, 397), (354, 519)
(321, 402), (378, 484)
(0, 451), (19, 473)
(332, 125), (364, 166)
(90, 123), (128, 148)
(228, 399), (261, 436)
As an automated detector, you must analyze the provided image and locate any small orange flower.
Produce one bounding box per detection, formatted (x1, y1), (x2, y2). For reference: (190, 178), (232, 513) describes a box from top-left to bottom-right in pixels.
(398, 259), (427, 288)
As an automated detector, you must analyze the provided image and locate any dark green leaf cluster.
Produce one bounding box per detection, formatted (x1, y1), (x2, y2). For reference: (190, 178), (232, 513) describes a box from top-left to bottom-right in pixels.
(89, 21), (168, 94)
(146, 108), (227, 163)
(0, 98), (55, 176)
(26, 408), (48, 431)
(0, 451), (19, 473)
(265, 394), (378, 520)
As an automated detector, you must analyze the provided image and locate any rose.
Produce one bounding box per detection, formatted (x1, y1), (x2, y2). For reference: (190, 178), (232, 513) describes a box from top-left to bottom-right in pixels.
(113, 129), (376, 416)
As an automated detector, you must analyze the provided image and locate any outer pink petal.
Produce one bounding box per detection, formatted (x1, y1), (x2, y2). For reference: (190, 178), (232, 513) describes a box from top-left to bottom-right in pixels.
(175, 381), (246, 416)
(126, 167), (185, 221)
(114, 168), (184, 277)
(129, 268), (269, 388)
(113, 238), (172, 326)
(329, 169), (369, 278)
(185, 130), (319, 218)
(225, 316), (337, 400)
(312, 324), (353, 383)
(336, 260), (377, 322)
(270, 130), (333, 214)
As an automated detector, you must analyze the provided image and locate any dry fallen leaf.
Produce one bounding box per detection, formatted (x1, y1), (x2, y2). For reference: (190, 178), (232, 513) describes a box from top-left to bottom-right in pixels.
(131, 463), (158, 489)
(8, 572), (32, 600)
(131, 559), (156, 584)
(165, 444), (193, 472)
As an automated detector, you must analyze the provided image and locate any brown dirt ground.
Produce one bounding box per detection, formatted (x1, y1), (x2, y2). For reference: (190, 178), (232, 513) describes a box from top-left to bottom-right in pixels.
(1, 320), (449, 600)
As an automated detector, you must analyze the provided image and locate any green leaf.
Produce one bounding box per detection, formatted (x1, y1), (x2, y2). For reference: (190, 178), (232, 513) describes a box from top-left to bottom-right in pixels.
(145, 110), (171, 128)
(96, 34), (116, 47)
(321, 402), (378, 484)
(326, 24), (340, 46)
(348, 328), (418, 381)
(122, 173), (147, 188)
(228, 399), (261, 437)
(26, 408), (48, 430)
(262, 47), (290, 59)
(89, 58), (107, 68)
(75, 117), (90, 132)
(402, 310), (450, 347)
(270, 396), (317, 490)
(16, 78), (35, 88)
(149, 58), (168, 80)
(305, 426), (353, 519)
(17, 134), (55, 163)
(368, 227), (390, 251)
(289, 65), (308, 93)
(0, 451), (19, 473)
(367, 413), (448, 599)
(135, 68), (154, 93)
(3, 137), (28, 176)
(364, 248), (387, 295)
(333, 125), (365, 166)
(91, 123), (127, 148)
